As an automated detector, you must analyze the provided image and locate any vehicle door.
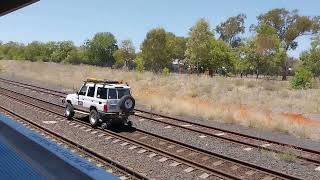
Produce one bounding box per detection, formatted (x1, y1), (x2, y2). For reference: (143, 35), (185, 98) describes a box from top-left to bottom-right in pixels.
(76, 85), (88, 109)
(107, 88), (119, 112)
(95, 87), (108, 112)
(83, 84), (96, 109)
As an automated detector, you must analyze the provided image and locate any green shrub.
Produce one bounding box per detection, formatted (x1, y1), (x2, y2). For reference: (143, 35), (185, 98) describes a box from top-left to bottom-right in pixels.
(290, 68), (313, 89)
(276, 151), (297, 162)
(135, 57), (145, 73)
(226, 72), (236, 77)
(162, 67), (170, 76)
(63, 49), (87, 65)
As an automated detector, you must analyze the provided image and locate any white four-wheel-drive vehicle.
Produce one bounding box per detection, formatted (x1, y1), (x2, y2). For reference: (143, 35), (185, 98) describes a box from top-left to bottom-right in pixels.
(62, 78), (135, 128)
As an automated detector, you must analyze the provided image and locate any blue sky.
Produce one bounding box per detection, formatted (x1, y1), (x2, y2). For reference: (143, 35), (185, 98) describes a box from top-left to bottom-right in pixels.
(0, 0), (319, 57)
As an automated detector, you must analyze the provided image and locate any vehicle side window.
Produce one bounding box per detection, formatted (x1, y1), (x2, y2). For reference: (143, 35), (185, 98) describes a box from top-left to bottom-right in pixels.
(97, 87), (108, 99)
(87, 87), (95, 97)
(78, 86), (87, 96)
(108, 89), (117, 99)
(117, 88), (130, 99)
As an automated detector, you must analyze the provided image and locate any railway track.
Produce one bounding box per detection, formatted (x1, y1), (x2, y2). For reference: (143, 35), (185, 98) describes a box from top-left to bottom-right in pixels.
(1, 77), (320, 166)
(133, 110), (320, 165)
(0, 86), (302, 179)
(0, 105), (147, 180)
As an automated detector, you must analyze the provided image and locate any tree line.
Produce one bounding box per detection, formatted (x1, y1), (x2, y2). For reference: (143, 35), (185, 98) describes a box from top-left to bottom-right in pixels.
(1, 8), (320, 82)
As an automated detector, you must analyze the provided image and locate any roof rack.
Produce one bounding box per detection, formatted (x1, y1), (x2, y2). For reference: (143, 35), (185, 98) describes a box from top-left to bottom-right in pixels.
(85, 78), (123, 85)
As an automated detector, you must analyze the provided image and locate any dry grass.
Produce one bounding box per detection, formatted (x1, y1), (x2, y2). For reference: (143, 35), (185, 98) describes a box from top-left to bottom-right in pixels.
(1, 60), (320, 140)
(261, 148), (297, 163)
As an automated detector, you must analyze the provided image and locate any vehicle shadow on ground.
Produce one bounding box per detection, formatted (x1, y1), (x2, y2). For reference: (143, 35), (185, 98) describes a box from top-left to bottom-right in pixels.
(107, 124), (136, 133)
(76, 115), (136, 133)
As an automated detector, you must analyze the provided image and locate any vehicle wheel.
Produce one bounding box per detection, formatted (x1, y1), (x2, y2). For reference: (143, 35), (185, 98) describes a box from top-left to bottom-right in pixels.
(65, 103), (74, 120)
(89, 109), (100, 128)
(127, 120), (133, 128)
(119, 95), (135, 112)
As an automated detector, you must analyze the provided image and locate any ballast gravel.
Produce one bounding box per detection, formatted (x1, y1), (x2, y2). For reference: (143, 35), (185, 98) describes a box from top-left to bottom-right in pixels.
(1, 74), (320, 151)
(0, 94), (220, 180)
(132, 116), (320, 179)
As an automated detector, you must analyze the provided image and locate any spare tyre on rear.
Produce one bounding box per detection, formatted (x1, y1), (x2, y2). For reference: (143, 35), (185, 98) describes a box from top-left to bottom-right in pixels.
(118, 95), (135, 112)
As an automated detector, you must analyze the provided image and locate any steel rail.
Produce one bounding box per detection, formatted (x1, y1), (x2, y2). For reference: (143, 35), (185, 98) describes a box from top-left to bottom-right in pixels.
(0, 88), (303, 180)
(0, 83), (320, 166)
(133, 112), (320, 165)
(0, 88), (235, 179)
(135, 108), (320, 153)
(2, 76), (319, 158)
(0, 77), (66, 97)
(0, 105), (147, 180)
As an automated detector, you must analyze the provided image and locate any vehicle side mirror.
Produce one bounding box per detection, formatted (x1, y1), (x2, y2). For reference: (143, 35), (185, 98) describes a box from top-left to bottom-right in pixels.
(76, 91), (79, 95)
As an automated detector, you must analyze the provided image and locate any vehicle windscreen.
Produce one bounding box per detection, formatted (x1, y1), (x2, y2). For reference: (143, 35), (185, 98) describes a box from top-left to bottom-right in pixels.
(117, 88), (130, 99)
(78, 86), (87, 96)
